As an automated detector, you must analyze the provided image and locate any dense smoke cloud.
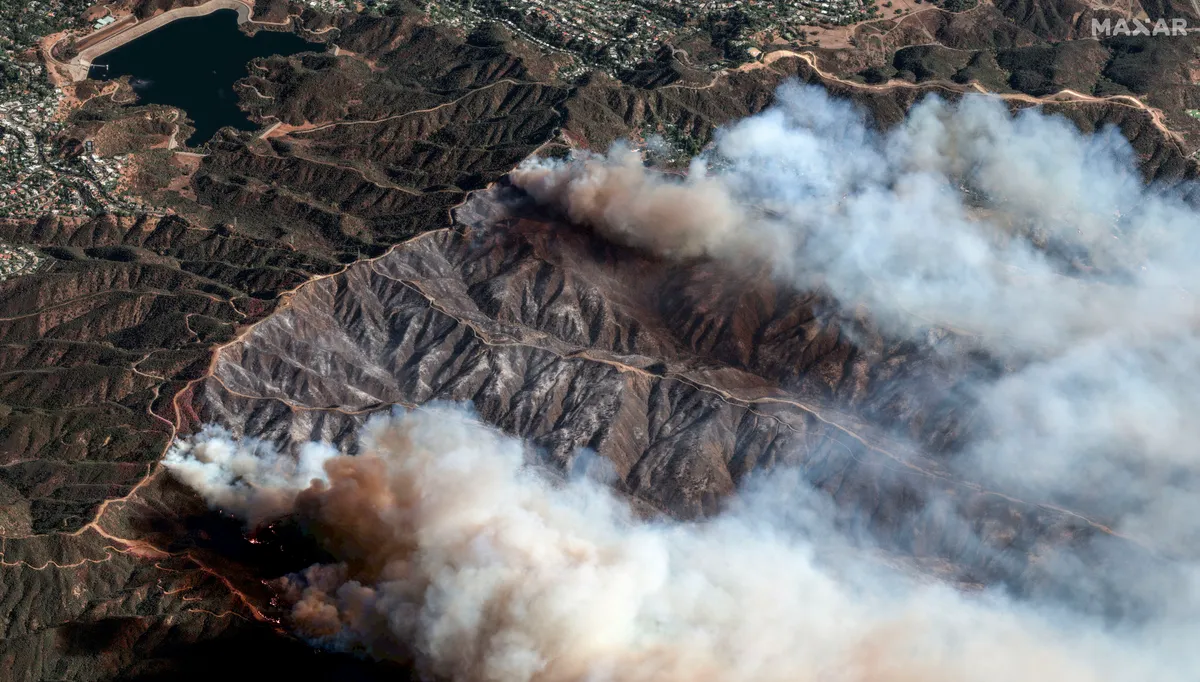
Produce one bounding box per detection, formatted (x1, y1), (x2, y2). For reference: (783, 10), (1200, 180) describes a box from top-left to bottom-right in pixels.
(511, 144), (746, 259)
(164, 83), (1200, 679)
(512, 86), (1200, 355)
(164, 424), (336, 525)
(166, 404), (1186, 682)
(512, 84), (1200, 558)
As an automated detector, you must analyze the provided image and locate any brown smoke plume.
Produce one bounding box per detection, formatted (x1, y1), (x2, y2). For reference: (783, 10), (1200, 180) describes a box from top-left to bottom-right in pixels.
(509, 145), (752, 260)
(165, 405), (1177, 682)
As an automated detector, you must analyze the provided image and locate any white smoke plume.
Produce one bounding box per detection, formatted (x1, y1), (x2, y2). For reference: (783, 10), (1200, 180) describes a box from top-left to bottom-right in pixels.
(163, 83), (1200, 680)
(164, 424), (336, 525)
(512, 85), (1200, 355)
(511, 83), (1200, 559)
(165, 404), (1189, 682)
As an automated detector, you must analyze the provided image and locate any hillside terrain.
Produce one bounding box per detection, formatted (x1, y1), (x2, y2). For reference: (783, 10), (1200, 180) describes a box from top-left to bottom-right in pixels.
(1, 0), (1198, 679)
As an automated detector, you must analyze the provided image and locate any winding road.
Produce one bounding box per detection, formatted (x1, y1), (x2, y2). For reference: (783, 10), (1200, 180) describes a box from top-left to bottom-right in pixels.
(788, 51), (1189, 155)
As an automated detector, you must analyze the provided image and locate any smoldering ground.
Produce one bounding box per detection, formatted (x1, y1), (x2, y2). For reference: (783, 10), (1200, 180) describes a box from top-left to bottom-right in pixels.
(165, 83), (1200, 680)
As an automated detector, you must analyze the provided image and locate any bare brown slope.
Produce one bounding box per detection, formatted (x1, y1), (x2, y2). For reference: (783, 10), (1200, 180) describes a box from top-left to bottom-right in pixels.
(5, 3), (1200, 678)
(0, 213), (393, 682)
(188, 186), (1156, 613)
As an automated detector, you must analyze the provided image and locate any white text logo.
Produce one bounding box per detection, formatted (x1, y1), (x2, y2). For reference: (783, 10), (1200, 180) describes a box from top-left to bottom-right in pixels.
(1091, 17), (1189, 36)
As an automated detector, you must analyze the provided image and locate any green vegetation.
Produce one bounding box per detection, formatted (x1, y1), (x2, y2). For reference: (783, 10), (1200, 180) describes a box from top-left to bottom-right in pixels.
(0, 0), (94, 100)
(639, 117), (709, 168)
(937, 0), (977, 12)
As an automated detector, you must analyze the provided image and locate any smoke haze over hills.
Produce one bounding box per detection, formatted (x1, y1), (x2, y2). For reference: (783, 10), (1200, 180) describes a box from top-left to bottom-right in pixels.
(164, 83), (1200, 680)
(512, 83), (1200, 561)
(166, 405), (1189, 682)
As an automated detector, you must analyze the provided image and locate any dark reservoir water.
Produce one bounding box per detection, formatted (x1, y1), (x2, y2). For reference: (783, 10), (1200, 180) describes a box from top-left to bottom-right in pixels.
(89, 10), (317, 146)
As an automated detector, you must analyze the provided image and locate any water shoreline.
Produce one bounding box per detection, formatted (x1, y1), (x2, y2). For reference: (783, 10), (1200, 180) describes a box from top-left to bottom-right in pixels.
(85, 8), (317, 145)
(64, 0), (260, 82)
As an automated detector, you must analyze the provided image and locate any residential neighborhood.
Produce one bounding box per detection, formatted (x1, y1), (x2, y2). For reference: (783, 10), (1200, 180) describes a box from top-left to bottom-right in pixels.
(0, 93), (152, 218)
(0, 0), (161, 218)
(0, 0), (888, 221)
(0, 241), (42, 281)
(423, 0), (877, 72)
